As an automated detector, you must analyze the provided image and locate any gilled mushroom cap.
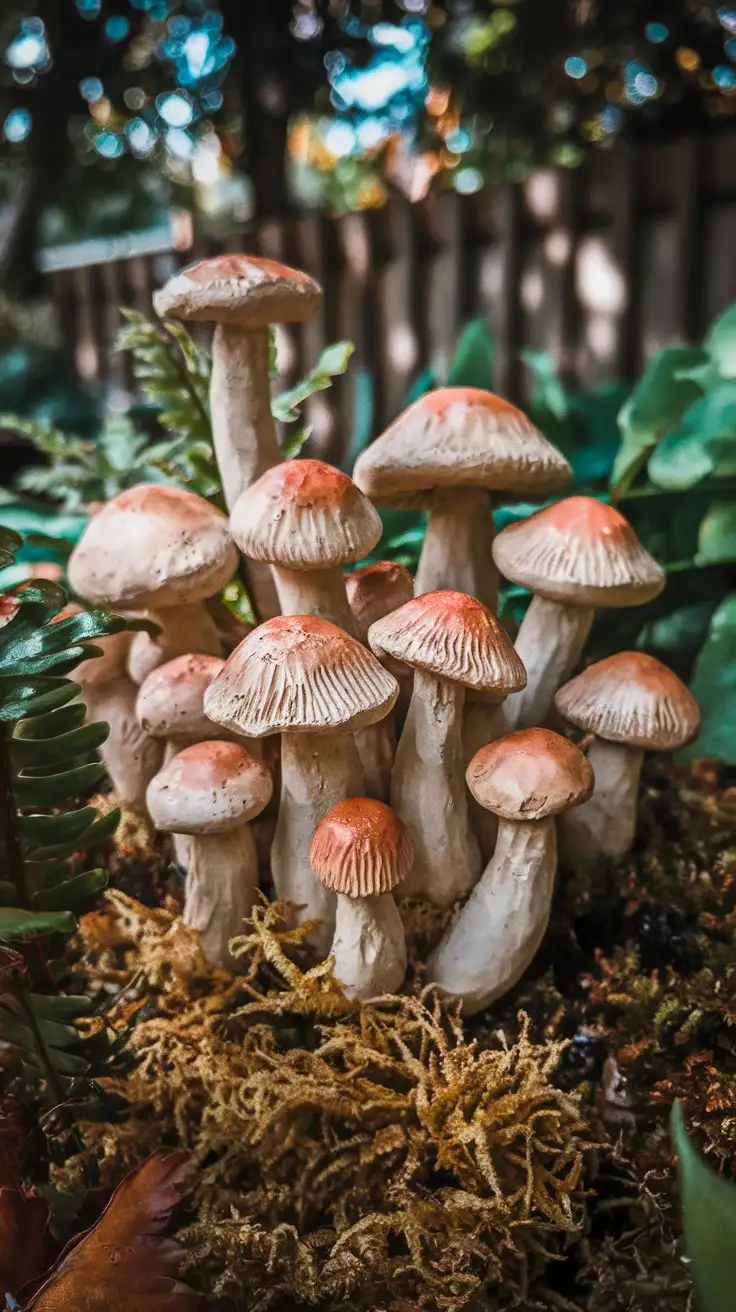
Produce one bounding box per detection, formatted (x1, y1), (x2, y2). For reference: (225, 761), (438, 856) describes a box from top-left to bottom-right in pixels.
(467, 728), (594, 821)
(492, 497), (665, 608)
(153, 254), (322, 328)
(68, 485), (238, 610)
(310, 797), (415, 897)
(136, 653), (226, 741)
(146, 740), (272, 835)
(367, 590), (527, 695)
(204, 614), (399, 738)
(345, 561), (414, 643)
(353, 388), (571, 508)
(230, 459), (382, 570)
(554, 651), (701, 751)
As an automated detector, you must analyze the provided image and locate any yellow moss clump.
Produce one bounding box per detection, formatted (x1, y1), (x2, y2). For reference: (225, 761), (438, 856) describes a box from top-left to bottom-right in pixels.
(70, 894), (596, 1311)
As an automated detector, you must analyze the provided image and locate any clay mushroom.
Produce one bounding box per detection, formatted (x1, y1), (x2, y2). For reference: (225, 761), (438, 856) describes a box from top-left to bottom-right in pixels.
(492, 497), (665, 733)
(427, 729), (593, 1014)
(204, 615), (398, 952)
(353, 388), (570, 610)
(345, 561), (415, 642)
(368, 591), (526, 907)
(310, 798), (414, 999)
(68, 485), (237, 684)
(136, 653), (230, 762)
(554, 651), (700, 872)
(146, 740), (272, 969)
(154, 254), (323, 621)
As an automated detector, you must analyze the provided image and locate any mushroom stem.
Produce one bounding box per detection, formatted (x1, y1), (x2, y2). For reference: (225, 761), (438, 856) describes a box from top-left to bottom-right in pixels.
(501, 598), (594, 732)
(270, 565), (356, 634)
(558, 739), (643, 872)
(273, 730), (364, 952)
(391, 670), (481, 906)
(415, 488), (498, 609)
(354, 718), (396, 801)
(211, 322), (281, 621)
(85, 676), (163, 812)
(160, 741), (190, 866)
(427, 817), (556, 1014)
(183, 825), (259, 970)
(330, 892), (407, 999)
(128, 601), (223, 684)
(463, 698), (506, 860)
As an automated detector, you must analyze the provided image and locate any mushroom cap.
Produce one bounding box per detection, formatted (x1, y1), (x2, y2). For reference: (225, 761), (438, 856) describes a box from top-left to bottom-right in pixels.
(353, 388), (571, 508)
(310, 797), (415, 897)
(467, 728), (594, 822)
(345, 561), (415, 642)
(492, 497), (665, 608)
(229, 459), (382, 570)
(204, 614), (399, 738)
(68, 485), (238, 610)
(146, 740), (272, 835)
(367, 590), (527, 694)
(153, 253), (322, 327)
(136, 653), (226, 741)
(554, 651), (701, 751)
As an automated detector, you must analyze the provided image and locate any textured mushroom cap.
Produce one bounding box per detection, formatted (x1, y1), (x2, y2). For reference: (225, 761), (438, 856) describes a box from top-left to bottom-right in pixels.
(554, 651), (701, 751)
(310, 797), (415, 897)
(368, 591), (527, 694)
(345, 561), (414, 642)
(204, 614), (398, 738)
(492, 497), (665, 608)
(353, 388), (571, 507)
(230, 459), (382, 569)
(146, 740), (272, 835)
(68, 485), (238, 610)
(467, 728), (594, 821)
(153, 254), (322, 327)
(136, 653), (226, 741)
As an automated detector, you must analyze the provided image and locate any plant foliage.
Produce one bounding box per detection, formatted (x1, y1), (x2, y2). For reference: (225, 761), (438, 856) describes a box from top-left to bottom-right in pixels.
(671, 1100), (736, 1312)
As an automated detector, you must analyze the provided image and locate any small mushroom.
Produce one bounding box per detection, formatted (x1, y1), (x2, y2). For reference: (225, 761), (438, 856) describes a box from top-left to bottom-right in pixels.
(368, 591), (526, 907)
(554, 651), (700, 872)
(146, 740), (272, 969)
(310, 798), (414, 998)
(204, 615), (398, 953)
(68, 485), (237, 684)
(353, 388), (570, 610)
(428, 728), (593, 1014)
(492, 497), (665, 733)
(155, 255), (323, 621)
(345, 561), (415, 642)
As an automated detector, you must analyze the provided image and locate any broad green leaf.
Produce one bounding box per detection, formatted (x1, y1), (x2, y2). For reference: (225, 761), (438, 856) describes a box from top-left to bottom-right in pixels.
(520, 348), (570, 421)
(19, 806), (98, 848)
(32, 868), (107, 911)
(705, 299), (736, 379)
(0, 678), (80, 722)
(611, 346), (708, 493)
(696, 500), (736, 565)
(680, 593), (736, 763)
(12, 720), (109, 766)
(0, 906), (76, 939)
(648, 381), (736, 491)
(271, 341), (355, 424)
(281, 424), (313, 459)
(15, 703), (87, 739)
(446, 318), (495, 391)
(343, 367), (376, 472)
(672, 1100), (736, 1310)
(29, 807), (120, 860)
(13, 760), (106, 806)
(30, 992), (94, 1021)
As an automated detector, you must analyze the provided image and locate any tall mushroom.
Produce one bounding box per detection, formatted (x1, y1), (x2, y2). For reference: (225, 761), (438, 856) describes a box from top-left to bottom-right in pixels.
(491, 497), (665, 733)
(68, 485), (237, 684)
(554, 651), (700, 873)
(368, 591), (526, 907)
(146, 740), (272, 969)
(353, 388), (570, 610)
(154, 254), (323, 621)
(310, 798), (414, 999)
(204, 615), (398, 953)
(428, 729), (593, 1014)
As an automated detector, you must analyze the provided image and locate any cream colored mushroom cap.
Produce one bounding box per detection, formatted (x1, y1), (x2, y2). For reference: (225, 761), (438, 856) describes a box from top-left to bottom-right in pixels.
(554, 651), (701, 751)
(353, 387), (571, 507)
(146, 740), (272, 835)
(310, 797), (415, 897)
(368, 590), (527, 694)
(204, 614), (399, 738)
(467, 728), (594, 821)
(230, 459), (382, 570)
(345, 561), (414, 642)
(153, 253), (322, 327)
(68, 484), (238, 610)
(136, 653), (226, 741)
(492, 497), (665, 608)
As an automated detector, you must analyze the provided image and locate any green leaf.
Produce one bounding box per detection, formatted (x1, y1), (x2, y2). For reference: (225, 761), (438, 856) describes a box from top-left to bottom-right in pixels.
(0, 678), (80, 723)
(520, 348), (570, 422)
(30, 992), (94, 1021)
(680, 593), (736, 763)
(696, 499), (736, 565)
(19, 806), (98, 848)
(32, 868), (107, 911)
(0, 906), (76, 939)
(705, 299), (736, 379)
(12, 720), (109, 766)
(446, 318), (495, 391)
(672, 1100), (736, 1310)
(648, 381), (736, 491)
(13, 760), (106, 806)
(611, 346), (709, 494)
(271, 341), (355, 424)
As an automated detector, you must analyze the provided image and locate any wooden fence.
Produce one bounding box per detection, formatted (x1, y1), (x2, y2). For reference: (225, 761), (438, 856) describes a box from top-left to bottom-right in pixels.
(44, 132), (736, 466)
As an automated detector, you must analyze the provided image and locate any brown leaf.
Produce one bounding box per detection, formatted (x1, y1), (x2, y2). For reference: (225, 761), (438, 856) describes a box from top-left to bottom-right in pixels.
(23, 1150), (200, 1311)
(0, 1187), (53, 1298)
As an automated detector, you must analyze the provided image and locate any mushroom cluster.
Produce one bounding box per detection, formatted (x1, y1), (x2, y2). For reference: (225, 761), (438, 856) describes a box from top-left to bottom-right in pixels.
(66, 253), (701, 1007)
